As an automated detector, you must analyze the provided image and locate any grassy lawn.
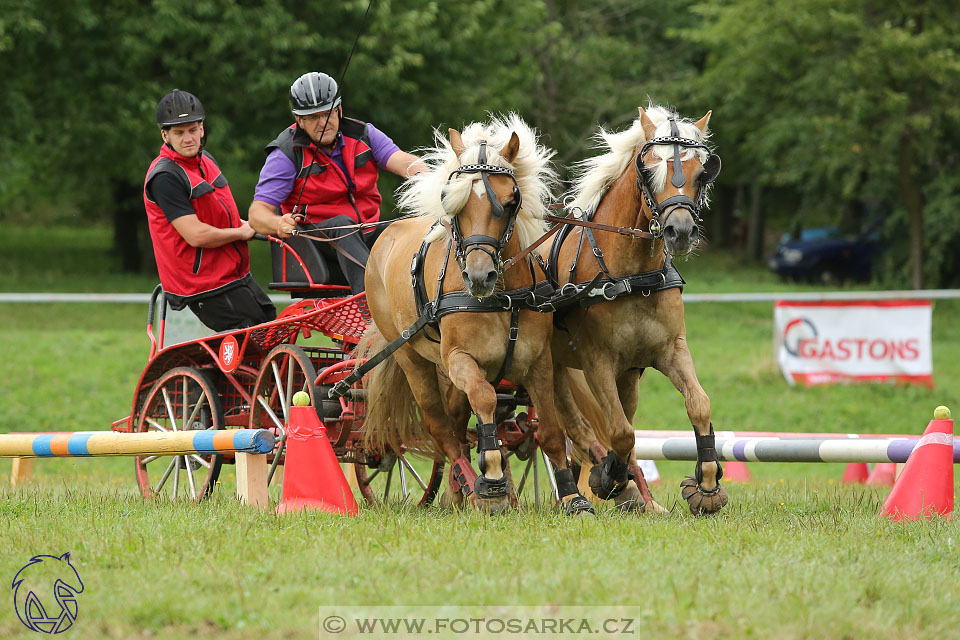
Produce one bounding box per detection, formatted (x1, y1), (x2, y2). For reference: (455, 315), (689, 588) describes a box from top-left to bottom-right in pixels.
(1, 226), (958, 638)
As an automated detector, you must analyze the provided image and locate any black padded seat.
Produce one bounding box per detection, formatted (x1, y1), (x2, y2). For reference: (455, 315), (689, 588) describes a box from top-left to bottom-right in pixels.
(268, 235), (352, 298)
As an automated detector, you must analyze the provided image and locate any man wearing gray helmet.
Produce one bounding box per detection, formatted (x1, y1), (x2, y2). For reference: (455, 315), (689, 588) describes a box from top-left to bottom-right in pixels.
(144, 89), (275, 331)
(248, 71), (426, 294)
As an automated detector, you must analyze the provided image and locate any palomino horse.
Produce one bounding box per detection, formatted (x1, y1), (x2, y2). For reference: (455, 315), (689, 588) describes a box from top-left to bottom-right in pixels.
(359, 115), (593, 515)
(545, 104), (727, 515)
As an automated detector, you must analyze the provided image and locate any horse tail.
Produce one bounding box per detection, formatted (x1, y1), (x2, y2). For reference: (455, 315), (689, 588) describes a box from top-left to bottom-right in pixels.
(355, 324), (427, 457)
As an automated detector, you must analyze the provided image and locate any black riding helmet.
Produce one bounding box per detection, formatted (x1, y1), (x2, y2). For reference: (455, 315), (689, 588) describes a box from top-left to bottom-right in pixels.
(289, 72), (342, 115)
(156, 89), (205, 128)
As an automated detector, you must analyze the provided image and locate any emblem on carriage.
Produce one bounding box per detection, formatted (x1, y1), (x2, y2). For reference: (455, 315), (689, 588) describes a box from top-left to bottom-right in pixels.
(12, 552), (84, 634)
(219, 335), (239, 373)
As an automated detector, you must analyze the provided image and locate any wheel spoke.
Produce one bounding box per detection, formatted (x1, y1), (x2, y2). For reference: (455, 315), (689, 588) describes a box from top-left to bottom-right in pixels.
(172, 456), (181, 498)
(363, 467), (381, 485)
(398, 459), (409, 501)
(155, 457), (178, 493)
(285, 357), (295, 415)
(267, 440), (285, 486)
(184, 393), (208, 431)
(516, 456), (534, 497)
(188, 454), (211, 469)
(270, 360), (288, 421)
(383, 464), (394, 501)
(184, 455), (197, 499)
(257, 395), (286, 431)
(542, 450), (559, 500)
(161, 388), (178, 431)
(181, 376), (189, 430)
(140, 455), (159, 465)
(399, 456), (428, 491)
(144, 418), (169, 433)
(533, 454), (540, 507)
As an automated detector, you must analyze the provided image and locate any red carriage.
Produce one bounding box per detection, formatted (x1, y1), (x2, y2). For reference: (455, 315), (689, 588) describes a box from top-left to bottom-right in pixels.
(112, 234), (553, 506)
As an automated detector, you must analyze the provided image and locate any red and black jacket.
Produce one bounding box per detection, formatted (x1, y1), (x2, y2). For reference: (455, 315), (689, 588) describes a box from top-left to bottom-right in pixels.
(143, 145), (250, 306)
(266, 117), (381, 227)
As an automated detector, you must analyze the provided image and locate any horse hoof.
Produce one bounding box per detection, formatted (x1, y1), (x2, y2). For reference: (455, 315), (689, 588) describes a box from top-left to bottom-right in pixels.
(613, 480), (646, 513)
(439, 485), (464, 510)
(477, 495), (511, 515)
(562, 494), (595, 517)
(644, 499), (669, 515)
(588, 456), (627, 500)
(680, 476), (728, 515)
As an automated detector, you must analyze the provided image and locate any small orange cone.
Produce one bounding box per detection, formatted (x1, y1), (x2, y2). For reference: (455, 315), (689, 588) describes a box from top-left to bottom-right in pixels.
(722, 460), (752, 483)
(866, 462), (897, 486)
(882, 407), (953, 521)
(276, 405), (358, 515)
(841, 462), (869, 484)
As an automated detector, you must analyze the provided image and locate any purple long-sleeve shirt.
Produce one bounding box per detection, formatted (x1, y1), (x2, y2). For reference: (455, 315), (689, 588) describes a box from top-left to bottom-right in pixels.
(253, 122), (400, 207)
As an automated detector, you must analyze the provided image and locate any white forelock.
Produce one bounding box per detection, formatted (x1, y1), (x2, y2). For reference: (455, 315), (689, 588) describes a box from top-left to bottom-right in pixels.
(567, 104), (712, 214)
(396, 113), (558, 248)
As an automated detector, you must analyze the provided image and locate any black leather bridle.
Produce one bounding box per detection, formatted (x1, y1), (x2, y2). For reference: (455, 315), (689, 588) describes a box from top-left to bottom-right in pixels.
(445, 140), (523, 272)
(635, 117), (722, 238)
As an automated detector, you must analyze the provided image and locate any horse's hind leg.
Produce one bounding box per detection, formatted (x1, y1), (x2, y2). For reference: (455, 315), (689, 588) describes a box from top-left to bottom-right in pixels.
(617, 369), (668, 514)
(657, 339), (727, 515)
(445, 352), (510, 514)
(394, 350), (472, 506)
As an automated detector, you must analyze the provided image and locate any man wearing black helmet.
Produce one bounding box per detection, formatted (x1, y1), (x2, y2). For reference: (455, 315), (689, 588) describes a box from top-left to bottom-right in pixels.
(144, 89), (276, 331)
(248, 71), (426, 294)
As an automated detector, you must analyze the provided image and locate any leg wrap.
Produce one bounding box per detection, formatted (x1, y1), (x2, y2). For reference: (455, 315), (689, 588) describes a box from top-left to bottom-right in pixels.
(555, 467), (594, 516)
(694, 423), (724, 484)
(474, 475), (508, 498)
(588, 450), (630, 500)
(450, 456), (478, 497)
(475, 422), (501, 475)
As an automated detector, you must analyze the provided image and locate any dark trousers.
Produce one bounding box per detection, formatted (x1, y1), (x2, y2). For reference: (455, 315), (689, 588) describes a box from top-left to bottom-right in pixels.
(189, 274), (277, 332)
(306, 215), (390, 295)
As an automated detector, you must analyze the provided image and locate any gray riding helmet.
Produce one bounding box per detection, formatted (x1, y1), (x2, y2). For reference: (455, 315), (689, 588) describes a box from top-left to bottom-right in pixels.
(289, 72), (342, 115)
(156, 89), (205, 127)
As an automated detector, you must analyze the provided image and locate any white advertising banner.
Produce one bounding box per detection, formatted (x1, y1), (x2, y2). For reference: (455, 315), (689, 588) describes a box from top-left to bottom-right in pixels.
(773, 300), (933, 387)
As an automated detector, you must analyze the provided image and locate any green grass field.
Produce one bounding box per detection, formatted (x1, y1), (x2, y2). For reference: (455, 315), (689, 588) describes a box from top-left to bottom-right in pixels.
(1, 226), (958, 638)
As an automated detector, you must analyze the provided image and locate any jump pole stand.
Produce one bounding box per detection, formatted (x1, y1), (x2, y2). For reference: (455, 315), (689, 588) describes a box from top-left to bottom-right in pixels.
(235, 452), (269, 509)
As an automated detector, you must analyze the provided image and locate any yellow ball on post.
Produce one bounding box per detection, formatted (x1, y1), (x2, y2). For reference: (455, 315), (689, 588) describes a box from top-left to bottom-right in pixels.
(933, 405), (951, 420)
(292, 391), (311, 407)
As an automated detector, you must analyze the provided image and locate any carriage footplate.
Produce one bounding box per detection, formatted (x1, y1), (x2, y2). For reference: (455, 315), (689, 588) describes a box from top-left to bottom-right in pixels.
(556, 467), (594, 516)
(450, 456), (478, 498)
(588, 451), (631, 500)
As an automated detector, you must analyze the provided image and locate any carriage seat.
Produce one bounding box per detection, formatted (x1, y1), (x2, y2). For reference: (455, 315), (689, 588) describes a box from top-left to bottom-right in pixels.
(268, 235), (352, 298)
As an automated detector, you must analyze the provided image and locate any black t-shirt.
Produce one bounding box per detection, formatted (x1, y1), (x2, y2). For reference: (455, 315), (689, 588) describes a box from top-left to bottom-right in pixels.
(146, 172), (195, 222)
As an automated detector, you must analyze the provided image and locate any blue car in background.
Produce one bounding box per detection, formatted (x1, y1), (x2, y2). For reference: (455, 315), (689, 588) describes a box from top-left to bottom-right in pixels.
(768, 225), (884, 284)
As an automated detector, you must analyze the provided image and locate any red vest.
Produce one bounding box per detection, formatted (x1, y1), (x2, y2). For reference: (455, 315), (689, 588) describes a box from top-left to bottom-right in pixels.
(143, 145), (250, 301)
(266, 118), (382, 226)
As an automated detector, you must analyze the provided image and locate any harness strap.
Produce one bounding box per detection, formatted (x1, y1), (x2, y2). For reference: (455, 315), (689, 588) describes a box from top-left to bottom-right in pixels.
(490, 305), (520, 388)
(328, 302), (436, 397)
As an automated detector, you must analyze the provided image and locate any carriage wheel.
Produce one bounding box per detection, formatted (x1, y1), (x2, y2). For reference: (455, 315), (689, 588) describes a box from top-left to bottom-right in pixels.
(134, 367), (224, 502)
(249, 344), (321, 486)
(353, 452), (444, 507)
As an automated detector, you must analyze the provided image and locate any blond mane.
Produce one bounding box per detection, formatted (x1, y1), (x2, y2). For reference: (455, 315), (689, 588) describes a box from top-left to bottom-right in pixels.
(397, 113), (557, 247)
(567, 104), (713, 214)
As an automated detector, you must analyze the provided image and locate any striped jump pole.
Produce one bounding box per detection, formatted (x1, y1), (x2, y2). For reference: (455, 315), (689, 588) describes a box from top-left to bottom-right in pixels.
(0, 429), (275, 459)
(634, 436), (960, 464)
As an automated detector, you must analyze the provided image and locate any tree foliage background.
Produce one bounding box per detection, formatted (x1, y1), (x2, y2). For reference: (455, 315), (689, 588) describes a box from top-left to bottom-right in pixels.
(1, 0), (957, 286)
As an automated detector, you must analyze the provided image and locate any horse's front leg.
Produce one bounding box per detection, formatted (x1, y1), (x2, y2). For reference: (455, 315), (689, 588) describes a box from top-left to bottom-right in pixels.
(445, 349), (510, 514)
(657, 336), (727, 515)
(523, 354), (594, 517)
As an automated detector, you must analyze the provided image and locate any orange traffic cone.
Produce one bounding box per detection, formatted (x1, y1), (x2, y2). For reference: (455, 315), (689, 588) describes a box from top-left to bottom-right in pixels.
(276, 405), (358, 515)
(841, 462), (869, 484)
(722, 460), (753, 483)
(866, 462), (897, 486)
(882, 407), (953, 521)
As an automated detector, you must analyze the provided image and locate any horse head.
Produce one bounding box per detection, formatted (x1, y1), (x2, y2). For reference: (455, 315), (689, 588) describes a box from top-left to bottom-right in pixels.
(445, 128), (523, 298)
(636, 106), (721, 256)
